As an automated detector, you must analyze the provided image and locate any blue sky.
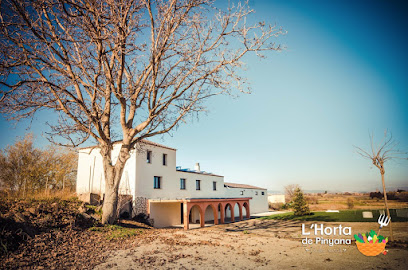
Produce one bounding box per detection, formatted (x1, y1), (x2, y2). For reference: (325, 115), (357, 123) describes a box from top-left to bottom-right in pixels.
(1, 0), (407, 192)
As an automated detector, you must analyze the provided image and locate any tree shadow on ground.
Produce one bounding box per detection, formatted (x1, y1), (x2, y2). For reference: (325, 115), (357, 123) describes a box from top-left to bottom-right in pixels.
(117, 219), (152, 229)
(224, 219), (300, 232)
(223, 214), (339, 233)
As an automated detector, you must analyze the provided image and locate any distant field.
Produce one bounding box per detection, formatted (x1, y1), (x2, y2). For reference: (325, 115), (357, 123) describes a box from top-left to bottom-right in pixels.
(260, 209), (408, 222)
(305, 194), (408, 211)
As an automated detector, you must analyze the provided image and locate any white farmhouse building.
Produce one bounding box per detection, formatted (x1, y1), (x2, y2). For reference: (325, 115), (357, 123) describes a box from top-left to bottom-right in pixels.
(76, 140), (267, 229)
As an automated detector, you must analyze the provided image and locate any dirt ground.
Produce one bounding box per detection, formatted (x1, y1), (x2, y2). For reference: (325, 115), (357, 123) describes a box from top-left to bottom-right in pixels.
(95, 219), (408, 270)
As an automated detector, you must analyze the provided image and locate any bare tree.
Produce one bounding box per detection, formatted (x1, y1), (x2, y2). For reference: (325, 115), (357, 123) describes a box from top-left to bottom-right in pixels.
(284, 184), (300, 203)
(355, 131), (408, 241)
(0, 0), (284, 224)
(0, 134), (45, 197)
(0, 133), (77, 197)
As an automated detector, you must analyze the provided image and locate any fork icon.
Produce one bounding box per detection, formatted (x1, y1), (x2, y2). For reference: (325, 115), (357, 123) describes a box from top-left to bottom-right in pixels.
(378, 214), (390, 235)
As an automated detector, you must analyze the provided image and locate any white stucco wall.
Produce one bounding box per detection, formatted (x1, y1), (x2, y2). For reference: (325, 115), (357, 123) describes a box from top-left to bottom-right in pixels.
(173, 171), (224, 199)
(268, 194), (285, 204)
(76, 142), (225, 202)
(224, 187), (268, 214)
(134, 143), (177, 199)
(76, 144), (136, 199)
(204, 205), (215, 221)
(133, 142), (224, 200)
(190, 205), (201, 224)
(149, 202), (181, 228)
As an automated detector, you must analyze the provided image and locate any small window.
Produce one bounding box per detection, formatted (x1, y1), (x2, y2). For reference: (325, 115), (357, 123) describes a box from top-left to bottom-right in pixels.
(255, 191), (258, 195)
(213, 181), (217, 191)
(196, 180), (201, 190)
(147, 150), (152, 163)
(163, 154), (167, 166)
(262, 191), (265, 195)
(180, 178), (186, 190)
(240, 191), (244, 195)
(154, 176), (161, 189)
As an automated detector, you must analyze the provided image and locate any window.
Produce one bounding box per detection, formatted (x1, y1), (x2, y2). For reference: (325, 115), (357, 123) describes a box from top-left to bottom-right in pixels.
(162, 154), (167, 166)
(147, 150), (152, 163)
(255, 191), (258, 195)
(262, 191), (265, 195)
(154, 176), (161, 189)
(180, 178), (186, 190)
(196, 180), (201, 190)
(213, 181), (217, 191)
(240, 191), (244, 195)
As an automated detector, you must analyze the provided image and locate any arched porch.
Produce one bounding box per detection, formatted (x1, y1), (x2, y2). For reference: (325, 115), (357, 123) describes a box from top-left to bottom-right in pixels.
(183, 198), (251, 230)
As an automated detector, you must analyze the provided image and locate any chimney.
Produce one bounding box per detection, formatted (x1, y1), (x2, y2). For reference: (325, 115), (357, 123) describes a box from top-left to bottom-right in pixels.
(194, 163), (200, 172)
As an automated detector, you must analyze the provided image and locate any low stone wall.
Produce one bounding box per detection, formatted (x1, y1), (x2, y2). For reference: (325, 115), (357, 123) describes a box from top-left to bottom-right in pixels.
(77, 193), (101, 205)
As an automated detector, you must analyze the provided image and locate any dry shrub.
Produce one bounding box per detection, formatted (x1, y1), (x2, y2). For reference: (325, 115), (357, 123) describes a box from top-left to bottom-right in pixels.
(396, 192), (408, 202)
(269, 202), (284, 210)
(284, 184), (300, 203)
(6, 189), (77, 201)
(116, 195), (133, 219)
(347, 197), (355, 209)
(306, 196), (319, 205)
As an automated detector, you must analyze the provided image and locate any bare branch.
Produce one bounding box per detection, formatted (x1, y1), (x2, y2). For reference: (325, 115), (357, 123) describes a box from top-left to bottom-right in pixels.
(0, 0), (285, 224)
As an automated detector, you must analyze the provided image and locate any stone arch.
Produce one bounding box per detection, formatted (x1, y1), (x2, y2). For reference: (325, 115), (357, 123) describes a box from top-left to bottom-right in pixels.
(234, 202), (242, 221)
(204, 204), (218, 225)
(224, 203), (235, 223)
(243, 202), (250, 219)
(237, 202), (243, 221)
(240, 202), (246, 219)
(183, 199), (251, 230)
(189, 204), (204, 227)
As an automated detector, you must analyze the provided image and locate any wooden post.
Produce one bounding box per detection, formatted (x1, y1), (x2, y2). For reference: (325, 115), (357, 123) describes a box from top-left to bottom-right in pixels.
(381, 172), (393, 241)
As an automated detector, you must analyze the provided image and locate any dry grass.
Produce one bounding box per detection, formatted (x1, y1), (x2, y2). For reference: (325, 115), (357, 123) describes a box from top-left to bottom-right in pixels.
(0, 189), (77, 202)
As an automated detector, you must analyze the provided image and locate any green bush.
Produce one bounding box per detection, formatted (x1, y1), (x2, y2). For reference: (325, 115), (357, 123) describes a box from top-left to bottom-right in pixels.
(292, 188), (310, 216)
(281, 202), (291, 210)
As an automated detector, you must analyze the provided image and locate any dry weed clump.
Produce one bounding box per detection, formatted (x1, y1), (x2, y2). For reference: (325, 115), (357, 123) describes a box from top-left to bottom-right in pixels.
(268, 202), (284, 210)
(347, 198), (355, 209)
(28, 189), (77, 201)
(3, 189), (77, 201)
(305, 196), (319, 205)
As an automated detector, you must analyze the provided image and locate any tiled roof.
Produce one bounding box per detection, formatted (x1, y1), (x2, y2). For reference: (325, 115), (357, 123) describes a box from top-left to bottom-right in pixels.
(224, 182), (266, 190)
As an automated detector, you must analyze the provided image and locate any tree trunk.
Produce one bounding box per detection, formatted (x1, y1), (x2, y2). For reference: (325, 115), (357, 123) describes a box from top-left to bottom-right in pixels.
(101, 146), (130, 224)
(381, 172), (394, 241)
(101, 165), (119, 224)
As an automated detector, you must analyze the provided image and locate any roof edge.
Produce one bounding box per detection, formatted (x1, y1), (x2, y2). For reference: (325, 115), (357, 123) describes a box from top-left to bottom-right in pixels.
(176, 169), (223, 178)
(78, 139), (177, 151)
(224, 182), (267, 190)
